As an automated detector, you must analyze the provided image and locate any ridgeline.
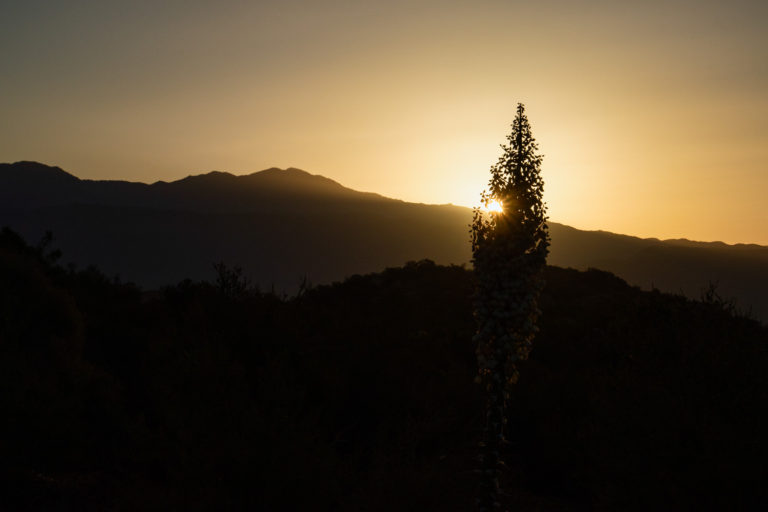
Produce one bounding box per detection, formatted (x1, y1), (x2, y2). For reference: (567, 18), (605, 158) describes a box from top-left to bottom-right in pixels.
(2, 161), (766, 321)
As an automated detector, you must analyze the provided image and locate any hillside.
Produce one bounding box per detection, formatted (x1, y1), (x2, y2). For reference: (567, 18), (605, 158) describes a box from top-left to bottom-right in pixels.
(547, 224), (768, 321)
(2, 229), (766, 510)
(1, 161), (767, 320)
(0, 162), (472, 290)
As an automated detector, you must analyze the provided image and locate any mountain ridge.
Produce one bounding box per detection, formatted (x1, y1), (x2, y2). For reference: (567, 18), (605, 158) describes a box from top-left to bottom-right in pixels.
(8, 161), (762, 247)
(1, 161), (766, 321)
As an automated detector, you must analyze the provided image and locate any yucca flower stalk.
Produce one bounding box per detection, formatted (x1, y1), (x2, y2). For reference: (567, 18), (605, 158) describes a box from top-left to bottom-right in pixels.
(472, 103), (549, 510)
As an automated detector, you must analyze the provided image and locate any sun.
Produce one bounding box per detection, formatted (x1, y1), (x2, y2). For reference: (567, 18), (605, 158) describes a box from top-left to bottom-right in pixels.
(482, 199), (504, 214)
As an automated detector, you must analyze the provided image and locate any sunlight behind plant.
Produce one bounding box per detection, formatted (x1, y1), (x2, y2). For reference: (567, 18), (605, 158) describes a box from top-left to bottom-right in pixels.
(481, 199), (503, 214)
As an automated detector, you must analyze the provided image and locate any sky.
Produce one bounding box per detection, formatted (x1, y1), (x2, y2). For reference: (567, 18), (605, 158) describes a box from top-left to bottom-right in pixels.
(2, 0), (767, 244)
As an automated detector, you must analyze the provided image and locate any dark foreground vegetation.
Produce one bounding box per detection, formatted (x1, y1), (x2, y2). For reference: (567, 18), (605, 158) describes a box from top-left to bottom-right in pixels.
(2, 228), (767, 510)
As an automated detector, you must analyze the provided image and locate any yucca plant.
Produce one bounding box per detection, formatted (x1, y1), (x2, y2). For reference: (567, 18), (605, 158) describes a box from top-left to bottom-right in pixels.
(472, 103), (549, 510)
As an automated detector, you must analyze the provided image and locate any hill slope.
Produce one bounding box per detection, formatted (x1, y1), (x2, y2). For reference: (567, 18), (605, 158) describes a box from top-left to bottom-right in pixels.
(2, 231), (767, 510)
(1, 161), (767, 320)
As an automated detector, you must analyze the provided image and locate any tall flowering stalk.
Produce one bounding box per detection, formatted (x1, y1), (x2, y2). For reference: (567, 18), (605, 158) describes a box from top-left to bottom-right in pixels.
(472, 103), (549, 510)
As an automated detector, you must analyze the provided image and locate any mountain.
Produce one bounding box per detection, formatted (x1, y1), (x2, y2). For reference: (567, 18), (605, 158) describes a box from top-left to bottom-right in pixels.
(0, 161), (391, 211)
(2, 161), (767, 320)
(546, 224), (768, 321)
(0, 161), (471, 289)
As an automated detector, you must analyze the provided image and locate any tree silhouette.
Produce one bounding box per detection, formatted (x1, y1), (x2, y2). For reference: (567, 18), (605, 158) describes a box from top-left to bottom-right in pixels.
(471, 103), (549, 510)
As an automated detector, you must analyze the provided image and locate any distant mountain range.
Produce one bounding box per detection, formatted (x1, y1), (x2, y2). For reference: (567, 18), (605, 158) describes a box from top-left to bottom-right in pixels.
(2, 161), (767, 321)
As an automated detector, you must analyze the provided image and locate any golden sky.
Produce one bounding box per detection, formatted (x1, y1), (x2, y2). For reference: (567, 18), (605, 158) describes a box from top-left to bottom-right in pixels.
(2, 0), (767, 243)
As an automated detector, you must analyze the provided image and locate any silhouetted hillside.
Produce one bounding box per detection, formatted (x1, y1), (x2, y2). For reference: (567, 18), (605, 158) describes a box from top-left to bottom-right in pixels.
(1, 229), (766, 510)
(2, 161), (766, 320)
(547, 224), (768, 321)
(0, 161), (471, 292)
(0, 161), (391, 211)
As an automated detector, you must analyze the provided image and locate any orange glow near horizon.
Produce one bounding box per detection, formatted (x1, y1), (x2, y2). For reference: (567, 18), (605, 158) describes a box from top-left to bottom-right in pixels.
(1, 1), (767, 244)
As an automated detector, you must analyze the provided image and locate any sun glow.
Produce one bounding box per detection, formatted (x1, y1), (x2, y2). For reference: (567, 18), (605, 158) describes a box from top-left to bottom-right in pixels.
(482, 199), (504, 214)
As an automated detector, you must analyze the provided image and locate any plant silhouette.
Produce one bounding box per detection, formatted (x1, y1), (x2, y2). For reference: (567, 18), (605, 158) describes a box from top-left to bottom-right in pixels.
(472, 103), (550, 510)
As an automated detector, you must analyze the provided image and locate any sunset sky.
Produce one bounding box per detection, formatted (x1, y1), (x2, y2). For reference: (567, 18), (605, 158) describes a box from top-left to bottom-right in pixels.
(2, 0), (766, 244)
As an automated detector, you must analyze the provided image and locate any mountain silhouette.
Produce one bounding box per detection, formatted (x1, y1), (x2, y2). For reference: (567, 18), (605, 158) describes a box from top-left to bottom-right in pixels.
(2, 161), (767, 320)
